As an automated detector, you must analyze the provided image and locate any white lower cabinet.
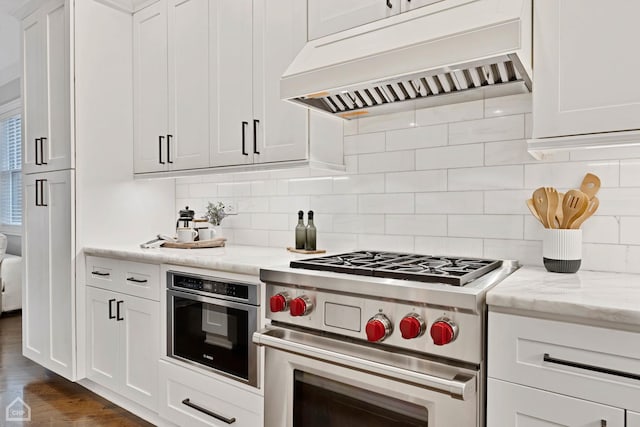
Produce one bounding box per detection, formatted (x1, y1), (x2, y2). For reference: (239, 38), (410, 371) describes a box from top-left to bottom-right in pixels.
(86, 286), (159, 411)
(629, 411), (640, 427)
(159, 360), (263, 427)
(488, 378), (624, 426)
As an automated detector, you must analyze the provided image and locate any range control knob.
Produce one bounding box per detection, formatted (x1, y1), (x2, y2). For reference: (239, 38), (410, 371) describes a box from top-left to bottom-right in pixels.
(430, 318), (458, 346)
(365, 314), (392, 342)
(399, 314), (426, 339)
(290, 295), (313, 317)
(269, 293), (290, 313)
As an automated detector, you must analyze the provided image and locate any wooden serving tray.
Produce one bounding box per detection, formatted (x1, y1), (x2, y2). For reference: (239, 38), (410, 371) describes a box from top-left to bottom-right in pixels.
(286, 247), (326, 254)
(162, 238), (226, 249)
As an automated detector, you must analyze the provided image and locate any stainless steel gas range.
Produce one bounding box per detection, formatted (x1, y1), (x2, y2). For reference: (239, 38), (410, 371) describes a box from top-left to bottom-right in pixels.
(253, 251), (519, 427)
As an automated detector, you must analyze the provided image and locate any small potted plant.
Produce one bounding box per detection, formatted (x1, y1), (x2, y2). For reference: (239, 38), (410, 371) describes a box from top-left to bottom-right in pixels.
(205, 201), (226, 238)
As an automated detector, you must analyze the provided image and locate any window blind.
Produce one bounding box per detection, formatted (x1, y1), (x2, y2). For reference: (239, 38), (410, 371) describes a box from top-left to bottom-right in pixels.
(0, 114), (22, 225)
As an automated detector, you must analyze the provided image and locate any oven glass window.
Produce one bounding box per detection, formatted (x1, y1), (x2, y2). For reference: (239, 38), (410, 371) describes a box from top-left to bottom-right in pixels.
(293, 371), (429, 426)
(172, 296), (249, 380)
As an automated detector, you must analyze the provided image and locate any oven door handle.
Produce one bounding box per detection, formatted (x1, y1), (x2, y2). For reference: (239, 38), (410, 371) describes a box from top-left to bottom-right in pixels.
(253, 326), (476, 401)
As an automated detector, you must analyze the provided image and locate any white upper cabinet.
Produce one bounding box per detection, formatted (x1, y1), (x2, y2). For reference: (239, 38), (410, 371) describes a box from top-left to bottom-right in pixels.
(308, 0), (400, 40)
(400, 0), (446, 12)
(531, 0), (640, 150)
(629, 412), (640, 427)
(134, 0), (210, 174)
(22, 0), (72, 175)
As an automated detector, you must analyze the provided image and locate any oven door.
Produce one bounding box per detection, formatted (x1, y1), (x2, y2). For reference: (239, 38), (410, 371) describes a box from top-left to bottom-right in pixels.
(168, 289), (259, 387)
(254, 325), (479, 427)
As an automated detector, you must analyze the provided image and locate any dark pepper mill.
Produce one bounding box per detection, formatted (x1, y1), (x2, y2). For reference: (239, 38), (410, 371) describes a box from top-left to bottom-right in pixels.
(305, 210), (316, 251)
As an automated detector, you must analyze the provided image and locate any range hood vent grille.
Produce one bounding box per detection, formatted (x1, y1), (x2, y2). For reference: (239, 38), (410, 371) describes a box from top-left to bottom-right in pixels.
(292, 55), (531, 120)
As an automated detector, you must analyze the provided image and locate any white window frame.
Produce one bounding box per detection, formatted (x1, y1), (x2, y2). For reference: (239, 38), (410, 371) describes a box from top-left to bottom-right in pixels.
(0, 98), (22, 236)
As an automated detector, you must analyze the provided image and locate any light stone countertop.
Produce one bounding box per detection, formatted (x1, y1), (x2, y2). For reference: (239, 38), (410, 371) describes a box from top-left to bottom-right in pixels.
(487, 266), (640, 327)
(83, 244), (325, 277)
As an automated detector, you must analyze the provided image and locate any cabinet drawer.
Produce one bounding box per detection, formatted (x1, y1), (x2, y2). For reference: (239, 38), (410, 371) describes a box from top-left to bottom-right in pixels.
(159, 360), (263, 427)
(488, 311), (640, 412)
(86, 256), (160, 301)
(488, 378), (624, 426)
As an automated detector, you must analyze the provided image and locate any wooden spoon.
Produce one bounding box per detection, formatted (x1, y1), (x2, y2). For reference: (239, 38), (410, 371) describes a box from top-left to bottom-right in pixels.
(570, 197), (599, 229)
(532, 187), (551, 228)
(580, 173), (601, 200)
(544, 187), (559, 229)
(560, 189), (589, 229)
(555, 192), (564, 229)
(526, 199), (544, 225)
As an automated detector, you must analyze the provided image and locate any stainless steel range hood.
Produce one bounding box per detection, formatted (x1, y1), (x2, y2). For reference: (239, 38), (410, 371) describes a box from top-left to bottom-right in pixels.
(282, 0), (532, 119)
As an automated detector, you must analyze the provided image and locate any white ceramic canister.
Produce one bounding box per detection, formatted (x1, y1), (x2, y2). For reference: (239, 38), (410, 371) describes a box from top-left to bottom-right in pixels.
(542, 229), (582, 273)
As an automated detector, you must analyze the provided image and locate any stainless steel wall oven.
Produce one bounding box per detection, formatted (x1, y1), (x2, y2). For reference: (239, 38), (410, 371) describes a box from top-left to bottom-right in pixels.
(167, 270), (260, 387)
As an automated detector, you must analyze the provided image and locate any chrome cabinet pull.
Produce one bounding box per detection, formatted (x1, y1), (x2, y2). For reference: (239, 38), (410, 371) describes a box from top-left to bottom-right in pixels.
(543, 353), (640, 381)
(182, 398), (236, 424)
(108, 299), (116, 319)
(126, 277), (148, 284)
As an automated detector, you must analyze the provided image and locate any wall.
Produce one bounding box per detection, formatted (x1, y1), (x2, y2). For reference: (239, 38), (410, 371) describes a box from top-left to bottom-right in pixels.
(176, 93), (640, 274)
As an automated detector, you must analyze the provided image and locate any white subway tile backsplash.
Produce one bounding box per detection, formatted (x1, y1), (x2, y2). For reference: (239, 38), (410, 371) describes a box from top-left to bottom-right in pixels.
(626, 246), (640, 274)
(581, 216), (619, 244)
(484, 139), (555, 166)
(333, 174), (386, 194)
(449, 215), (523, 239)
(187, 182), (217, 198)
(358, 151), (415, 174)
(484, 239), (542, 266)
(289, 177), (334, 195)
(268, 231), (292, 248)
(251, 213), (289, 231)
(358, 234), (414, 252)
(414, 236), (484, 258)
(484, 93), (532, 117)
(571, 147), (640, 162)
(415, 100), (483, 126)
(621, 159), (640, 187)
(332, 214), (385, 234)
(344, 155), (358, 174)
(595, 188), (640, 215)
(386, 125), (447, 151)
(344, 133), (386, 155)
(344, 119), (359, 136)
(359, 194), (414, 214)
(448, 165), (524, 191)
(233, 229), (269, 247)
(525, 113), (533, 139)
(416, 144), (483, 170)
(484, 190), (533, 214)
(218, 182), (251, 197)
(358, 111), (415, 133)
(581, 244), (628, 273)
(310, 195), (358, 214)
(415, 191), (483, 214)
(524, 161), (619, 189)
(386, 170), (447, 193)
(317, 233), (358, 252)
(268, 196), (310, 213)
(523, 216), (545, 240)
(385, 215), (447, 236)
(620, 217), (640, 244)
(176, 184), (190, 199)
(449, 115), (524, 145)
(237, 197), (270, 213)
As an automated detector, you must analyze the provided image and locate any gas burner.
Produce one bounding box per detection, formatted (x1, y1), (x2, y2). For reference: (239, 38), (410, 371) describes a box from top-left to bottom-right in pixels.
(290, 251), (502, 286)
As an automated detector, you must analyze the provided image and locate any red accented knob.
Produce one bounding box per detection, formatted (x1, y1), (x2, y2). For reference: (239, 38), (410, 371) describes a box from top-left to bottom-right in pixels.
(290, 296), (313, 317)
(269, 293), (289, 313)
(430, 319), (457, 346)
(399, 315), (425, 339)
(365, 314), (392, 342)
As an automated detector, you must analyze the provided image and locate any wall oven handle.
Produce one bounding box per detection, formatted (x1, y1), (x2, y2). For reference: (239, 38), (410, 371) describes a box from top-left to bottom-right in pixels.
(253, 327), (475, 400)
(182, 398), (236, 424)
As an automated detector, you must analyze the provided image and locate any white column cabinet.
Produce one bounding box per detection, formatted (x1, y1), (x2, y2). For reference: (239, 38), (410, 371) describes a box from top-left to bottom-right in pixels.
(532, 0), (640, 140)
(86, 285), (159, 411)
(133, 0), (210, 174)
(629, 412), (640, 427)
(22, 170), (74, 380)
(22, 0), (72, 175)
(488, 378), (624, 427)
(308, 0), (400, 40)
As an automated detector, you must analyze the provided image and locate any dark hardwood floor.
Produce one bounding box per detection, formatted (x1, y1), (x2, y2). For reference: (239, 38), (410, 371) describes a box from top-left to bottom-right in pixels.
(0, 312), (154, 426)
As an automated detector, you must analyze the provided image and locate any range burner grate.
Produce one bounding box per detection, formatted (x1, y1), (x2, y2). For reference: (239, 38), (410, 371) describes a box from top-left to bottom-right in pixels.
(289, 251), (502, 286)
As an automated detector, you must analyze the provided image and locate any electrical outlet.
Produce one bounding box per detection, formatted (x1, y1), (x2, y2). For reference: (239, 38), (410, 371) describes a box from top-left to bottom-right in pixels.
(224, 202), (238, 215)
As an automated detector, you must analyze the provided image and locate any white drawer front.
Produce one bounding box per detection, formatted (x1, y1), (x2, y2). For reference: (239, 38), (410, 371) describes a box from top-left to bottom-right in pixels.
(488, 311), (640, 412)
(86, 256), (160, 301)
(488, 378), (624, 427)
(159, 361), (263, 427)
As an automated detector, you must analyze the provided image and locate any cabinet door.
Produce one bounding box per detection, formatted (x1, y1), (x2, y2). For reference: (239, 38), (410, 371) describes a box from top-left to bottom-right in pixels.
(86, 286), (120, 392)
(533, 0), (640, 138)
(23, 170), (74, 379)
(167, 0), (210, 171)
(400, 0), (447, 12)
(252, 0), (308, 164)
(120, 294), (159, 411)
(488, 378), (625, 427)
(308, 0), (400, 40)
(133, 2), (169, 173)
(629, 412), (640, 427)
(209, 0), (254, 167)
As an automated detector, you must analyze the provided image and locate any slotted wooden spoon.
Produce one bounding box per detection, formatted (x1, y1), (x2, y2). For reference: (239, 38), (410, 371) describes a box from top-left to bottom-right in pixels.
(560, 189), (589, 229)
(580, 173), (601, 200)
(570, 197), (599, 229)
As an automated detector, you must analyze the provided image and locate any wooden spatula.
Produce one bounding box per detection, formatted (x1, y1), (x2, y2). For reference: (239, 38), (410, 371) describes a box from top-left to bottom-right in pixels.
(532, 187), (551, 228)
(526, 199), (544, 225)
(544, 187), (559, 229)
(555, 192), (564, 229)
(580, 173), (601, 200)
(570, 197), (599, 229)
(561, 189), (589, 229)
